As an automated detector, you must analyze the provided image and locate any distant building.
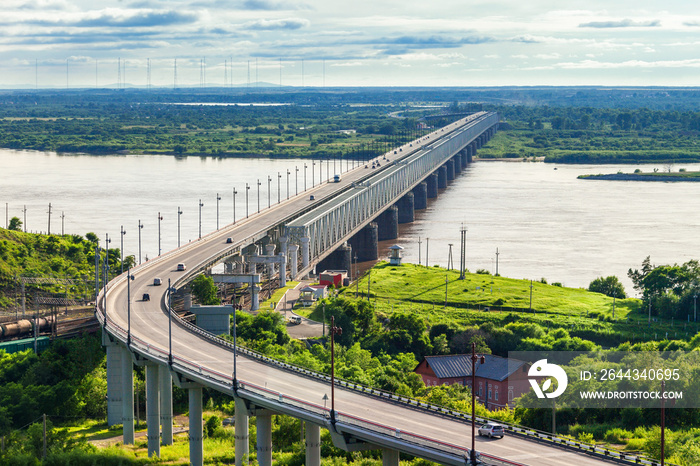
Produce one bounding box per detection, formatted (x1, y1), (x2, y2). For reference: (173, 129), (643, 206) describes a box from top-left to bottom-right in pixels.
(414, 354), (533, 409)
(319, 270), (348, 288)
(299, 284), (328, 306)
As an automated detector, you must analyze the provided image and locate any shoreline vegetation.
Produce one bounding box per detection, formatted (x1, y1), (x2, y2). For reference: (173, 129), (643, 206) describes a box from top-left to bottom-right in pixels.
(578, 171), (700, 181)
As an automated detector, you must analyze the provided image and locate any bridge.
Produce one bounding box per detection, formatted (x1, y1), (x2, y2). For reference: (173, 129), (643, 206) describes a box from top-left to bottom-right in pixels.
(97, 113), (645, 466)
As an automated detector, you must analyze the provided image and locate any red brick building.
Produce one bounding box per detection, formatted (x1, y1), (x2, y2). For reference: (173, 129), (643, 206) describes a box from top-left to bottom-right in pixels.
(414, 354), (533, 409)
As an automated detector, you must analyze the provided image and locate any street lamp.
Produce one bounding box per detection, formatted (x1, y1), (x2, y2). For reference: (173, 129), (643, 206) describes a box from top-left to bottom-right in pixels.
(267, 175), (271, 208)
(329, 316), (343, 424)
(245, 183), (250, 218)
(120, 225), (126, 274)
(470, 342), (485, 465)
(312, 160), (316, 186)
(216, 193), (221, 230)
(286, 169), (290, 199)
(303, 164), (307, 191)
(198, 199), (204, 239)
(278, 172), (281, 204)
(257, 179), (261, 213)
(138, 220), (143, 264)
(157, 212), (163, 256)
(177, 207), (183, 247)
(232, 188), (237, 224)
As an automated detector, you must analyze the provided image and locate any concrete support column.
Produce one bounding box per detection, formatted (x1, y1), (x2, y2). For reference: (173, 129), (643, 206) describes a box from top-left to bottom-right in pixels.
(305, 422), (321, 466)
(377, 205), (399, 241)
(121, 346), (134, 445)
(437, 165), (448, 189)
(397, 192), (414, 224)
(159, 365), (173, 446)
(279, 253), (287, 288)
(318, 243), (352, 274)
(251, 286), (260, 311)
(453, 154), (462, 173)
(279, 236), (288, 258)
(301, 236), (310, 274)
(145, 364), (161, 458)
(189, 386), (204, 466)
(348, 222), (378, 262)
(382, 449), (400, 466)
(461, 149), (468, 167)
(427, 173), (438, 198)
(413, 182), (428, 209)
(289, 245), (299, 280)
(446, 159), (455, 181)
(105, 342), (123, 426)
(234, 397), (250, 465)
(265, 244), (276, 276)
(256, 413), (273, 466)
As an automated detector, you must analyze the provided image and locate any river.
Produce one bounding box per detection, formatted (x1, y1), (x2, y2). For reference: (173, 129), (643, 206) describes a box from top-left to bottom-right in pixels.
(2, 148), (698, 296)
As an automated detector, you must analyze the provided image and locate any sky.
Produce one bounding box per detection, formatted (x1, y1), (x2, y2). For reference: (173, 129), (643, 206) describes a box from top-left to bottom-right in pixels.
(2, 0), (700, 88)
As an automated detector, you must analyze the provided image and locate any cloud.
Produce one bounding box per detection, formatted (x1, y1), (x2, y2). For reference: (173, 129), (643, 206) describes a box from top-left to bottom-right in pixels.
(683, 21), (700, 27)
(535, 53), (560, 59)
(523, 58), (700, 71)
(245, 18), (310, 30)
(241, 0), (310, 10)
(578, 19), (661, 28)
(76, 10), (198, 28)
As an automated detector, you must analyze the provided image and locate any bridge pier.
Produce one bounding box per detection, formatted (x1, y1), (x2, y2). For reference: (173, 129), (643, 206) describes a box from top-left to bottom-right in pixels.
(461, 148), (469, 167)
(159, 365), (173, 446)
(437, 165), (447, 189)
(382, 448), (400, 466)
(279, 235), (288, 258)
(413, 182), (427, 209)
(145, 363), (161, 458)
(453, 154), (462, 173)
(104, 335), (123, 426)
(348, 222), (378, 262)
(377, 206), (398, 241)
(396, 192), (414, 224)
(279, 252), (287, 287)
(427, 173), (438, 198)
(234, 396), (250, 465)
(121, 346), (135, 445)
(318, 242), (352, 274)
(189, 385), (204, 466)
(265, 244), (276, 277)
(289, 244), (299, 280)
(305, 422), (321, 466)
(256, 412), (273, 466)
(251, 285), (260, 311)
(446, 159), (455, 181)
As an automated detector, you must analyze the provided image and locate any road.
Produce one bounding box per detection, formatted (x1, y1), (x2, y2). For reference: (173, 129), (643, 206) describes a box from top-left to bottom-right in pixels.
(102, 120), (619, 466)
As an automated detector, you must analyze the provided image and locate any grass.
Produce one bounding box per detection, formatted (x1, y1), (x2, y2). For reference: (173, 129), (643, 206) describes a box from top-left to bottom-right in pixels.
(342, 262), (693, 345)
(258, 281), (299, 310)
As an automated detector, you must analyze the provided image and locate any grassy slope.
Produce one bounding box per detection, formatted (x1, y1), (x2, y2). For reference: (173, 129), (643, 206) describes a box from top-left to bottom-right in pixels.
(343, 262), (689, 345)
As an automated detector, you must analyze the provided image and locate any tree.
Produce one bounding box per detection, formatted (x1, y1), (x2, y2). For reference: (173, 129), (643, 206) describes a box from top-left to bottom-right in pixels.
(8, 216), (22, 231)
(588, 276), (626, 298)
(191, 274), (220, 305)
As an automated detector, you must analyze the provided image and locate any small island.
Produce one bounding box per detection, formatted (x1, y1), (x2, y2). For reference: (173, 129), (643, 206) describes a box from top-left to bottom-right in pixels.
(578, 169), (700, 182)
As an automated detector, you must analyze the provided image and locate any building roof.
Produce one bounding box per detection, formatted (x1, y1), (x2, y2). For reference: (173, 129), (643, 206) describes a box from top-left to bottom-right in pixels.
(421, 354), (527, 382)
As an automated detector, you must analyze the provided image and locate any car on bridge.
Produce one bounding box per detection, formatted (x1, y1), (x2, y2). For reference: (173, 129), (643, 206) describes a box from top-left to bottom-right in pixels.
(176, 263), (186, 271)
(142, 293), (150, 301)
(478, 423), (505, 439)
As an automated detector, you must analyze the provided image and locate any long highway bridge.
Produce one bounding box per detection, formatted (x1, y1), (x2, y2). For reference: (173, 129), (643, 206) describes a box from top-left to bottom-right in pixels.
(97, 113), (655, 466)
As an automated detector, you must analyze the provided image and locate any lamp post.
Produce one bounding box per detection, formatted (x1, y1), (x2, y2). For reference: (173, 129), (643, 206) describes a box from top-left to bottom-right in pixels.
(127, 267), (134, 346)
(257, 179), (261, 213)
(198, 199), (204, 239)
(286, 169), (290, 200)
(216, 193), (221, 230)
(245, 183), (250, 218)
(177, 207), (183, 247)
(470, 342), (485, 465)
(232, 188), (237, 223)
(278, 172), (281, 204)
(304, 164), (307, 191)
(312, 160), (315, 187)
(329, 316), (343, 423)
(267, 175), (271, 208)
(157, 212), (163, 256)
(120, 225), (126, 274)
(138, 220), (143, 264)
(295, 166), (299, 195)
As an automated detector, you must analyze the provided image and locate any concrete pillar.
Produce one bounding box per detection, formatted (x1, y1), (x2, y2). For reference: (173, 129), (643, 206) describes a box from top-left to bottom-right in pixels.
(301, 236), (310, 273)
(427, 173), (438, 198)
(412, 182), (428, 210)
(234, 397), (250, 465)
(289, 244), (299, 280)
(461, 148), (468, 167)
(189, 386), (204, 466)
(382, 449), (400, 466)
(453, 154), (462, 173)
(121, 346), (134, 445)
(265, 244), (276, 276)
(377, 205), (398, 241)
(251, 286), (260, 311)
(446, 159), (455, 181)
(437, 165), (447, 189)
(146, 364), (160, 458)
(396, 192), (414, 224)
(305, 423), (321, 466)
(256, 413), (273, 466)
(318, 242), (352, 274)
(279, 253), (287, 288)
(105, 343), (123, 426)
(159, 365), (173, 446)
(348, 222), (378, 262)
(279, 236), (288, 258)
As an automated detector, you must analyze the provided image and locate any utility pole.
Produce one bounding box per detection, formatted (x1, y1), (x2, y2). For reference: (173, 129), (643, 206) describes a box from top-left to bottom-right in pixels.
(47, 203), (52, 234)
(61, 211), (65, 235)
(22, 205), (27, 232)
(495, 248), (499, 276)
(459, 224), (467, 279)
(426, 238), (429, 267)
(418, 237), (422, 265)
(529, 280), (533, 312)
(447, 244), (453, 270)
